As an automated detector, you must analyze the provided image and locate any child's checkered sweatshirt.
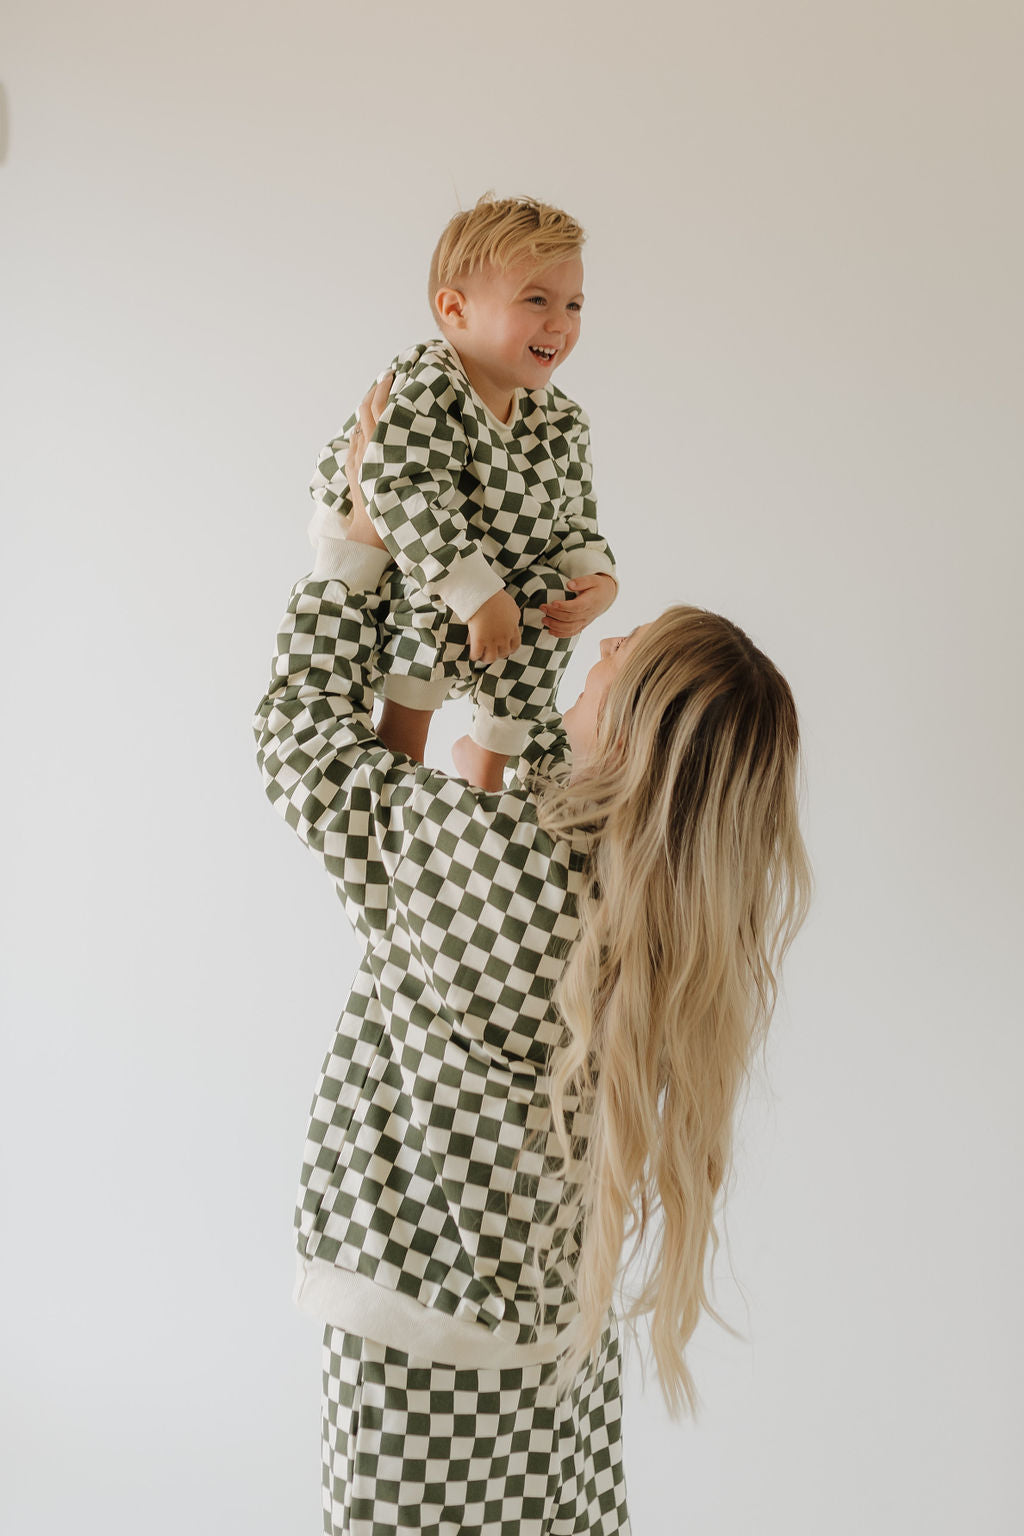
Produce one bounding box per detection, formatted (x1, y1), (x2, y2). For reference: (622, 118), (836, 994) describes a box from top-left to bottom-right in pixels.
(307, 337), (618, 755)
(253, 535), (598, 1368)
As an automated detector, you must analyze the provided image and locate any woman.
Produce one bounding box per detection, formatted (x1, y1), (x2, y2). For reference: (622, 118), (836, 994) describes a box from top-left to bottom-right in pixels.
(253, 379), (811, 1535)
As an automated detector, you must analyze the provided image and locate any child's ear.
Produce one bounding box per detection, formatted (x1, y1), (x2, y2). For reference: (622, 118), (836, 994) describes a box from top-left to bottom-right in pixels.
(435, 286), (467, 328)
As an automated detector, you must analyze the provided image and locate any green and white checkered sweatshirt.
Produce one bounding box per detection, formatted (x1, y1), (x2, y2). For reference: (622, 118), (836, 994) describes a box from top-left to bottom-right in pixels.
(253, 535), (597, 1368)
(308, 337), (617, 628)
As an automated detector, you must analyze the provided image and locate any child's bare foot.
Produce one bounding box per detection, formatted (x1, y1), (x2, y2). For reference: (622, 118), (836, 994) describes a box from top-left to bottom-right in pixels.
(452, 735), (507, 792)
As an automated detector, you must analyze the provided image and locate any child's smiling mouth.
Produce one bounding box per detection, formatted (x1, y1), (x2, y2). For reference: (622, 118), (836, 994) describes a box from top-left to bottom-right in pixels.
(529, 346), (558, 364)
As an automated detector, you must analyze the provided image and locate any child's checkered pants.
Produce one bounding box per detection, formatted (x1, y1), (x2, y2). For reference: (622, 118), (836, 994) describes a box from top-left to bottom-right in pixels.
(320, 1313), (631, 1535)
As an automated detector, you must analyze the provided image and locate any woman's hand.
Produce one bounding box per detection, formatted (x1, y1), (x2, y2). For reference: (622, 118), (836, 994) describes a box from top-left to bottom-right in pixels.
(343, 371), (395, 550)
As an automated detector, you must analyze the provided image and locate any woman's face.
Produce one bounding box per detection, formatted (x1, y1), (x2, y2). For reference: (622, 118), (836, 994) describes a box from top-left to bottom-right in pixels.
(563, 624), (654, 769)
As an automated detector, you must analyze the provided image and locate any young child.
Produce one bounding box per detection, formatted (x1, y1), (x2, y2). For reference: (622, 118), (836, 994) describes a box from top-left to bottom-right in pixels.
(307, 193), (619, 790)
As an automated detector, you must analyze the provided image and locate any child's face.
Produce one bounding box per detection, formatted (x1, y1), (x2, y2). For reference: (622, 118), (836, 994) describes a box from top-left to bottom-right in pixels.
(444, 255), (585, 396)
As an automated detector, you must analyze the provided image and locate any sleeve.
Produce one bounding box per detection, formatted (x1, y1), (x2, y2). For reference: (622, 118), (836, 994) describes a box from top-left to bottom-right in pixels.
(509, 718), (574, 792)
(547, 408), (618, 592)
(307, 409), (359, 541)
(252, 539), (571, 1029)
(357, 360), (505, 623)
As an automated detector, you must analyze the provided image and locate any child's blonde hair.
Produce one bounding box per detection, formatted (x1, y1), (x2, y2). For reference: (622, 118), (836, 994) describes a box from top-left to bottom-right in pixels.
(428, 192), (586, 322)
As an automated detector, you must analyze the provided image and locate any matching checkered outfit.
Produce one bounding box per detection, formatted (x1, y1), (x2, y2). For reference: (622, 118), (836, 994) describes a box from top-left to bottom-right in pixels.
(308, 338), (618, 756)
(253, 534), (631, 1533)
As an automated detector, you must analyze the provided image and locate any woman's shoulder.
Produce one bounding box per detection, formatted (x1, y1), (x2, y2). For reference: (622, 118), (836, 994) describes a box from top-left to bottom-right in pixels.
(510, 719), (575, 792)
(387, 760), (590, 915)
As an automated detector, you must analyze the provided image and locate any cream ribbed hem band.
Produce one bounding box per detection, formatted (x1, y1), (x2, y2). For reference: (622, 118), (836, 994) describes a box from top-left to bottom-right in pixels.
(311, 535), (392, 588)
(294, 1254), (582, 1368)
(379, 672), (453, 710)
(470, 707), (532, 756)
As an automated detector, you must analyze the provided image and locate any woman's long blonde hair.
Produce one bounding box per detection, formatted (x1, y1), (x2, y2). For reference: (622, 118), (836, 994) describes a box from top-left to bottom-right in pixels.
(521, 605), (812, 1417)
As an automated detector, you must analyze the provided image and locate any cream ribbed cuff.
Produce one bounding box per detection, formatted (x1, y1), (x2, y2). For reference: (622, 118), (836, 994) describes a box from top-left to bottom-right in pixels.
(427, 550), (506, 623)
(312, 537), (393, 589)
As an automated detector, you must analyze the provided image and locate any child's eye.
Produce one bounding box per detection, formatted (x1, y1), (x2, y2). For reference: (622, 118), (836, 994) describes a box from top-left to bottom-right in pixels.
(526, 295), (546, 305)
(568, 302), (582, 312)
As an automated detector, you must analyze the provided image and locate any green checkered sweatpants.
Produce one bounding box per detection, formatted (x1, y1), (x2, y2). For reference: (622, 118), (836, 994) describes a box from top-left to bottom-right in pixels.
(375, 561), (582, 755)
(320, 1313), (631, 1535)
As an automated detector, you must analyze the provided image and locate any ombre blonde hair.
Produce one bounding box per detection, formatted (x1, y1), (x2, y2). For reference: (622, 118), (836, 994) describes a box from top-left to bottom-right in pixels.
(520, 605), (813, 1418)
(428, 192), (585, 323)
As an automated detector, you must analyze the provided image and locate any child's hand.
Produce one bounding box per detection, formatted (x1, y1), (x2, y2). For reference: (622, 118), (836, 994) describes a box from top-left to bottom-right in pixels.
(541, 573), (617, 636)
(467, 590), (522, 663)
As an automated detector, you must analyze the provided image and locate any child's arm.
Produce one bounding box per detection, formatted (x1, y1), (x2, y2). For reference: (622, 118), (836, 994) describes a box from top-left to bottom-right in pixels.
(308, 358), (506, 627)
(547, 406), (618, 586)
(339, 370), (522, 665)
(358, 360), (507, 624)
(541, 405), (619, 637)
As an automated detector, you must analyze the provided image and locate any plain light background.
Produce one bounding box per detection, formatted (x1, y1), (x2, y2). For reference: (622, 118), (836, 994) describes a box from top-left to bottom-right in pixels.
(3, 2), (1022, 1532)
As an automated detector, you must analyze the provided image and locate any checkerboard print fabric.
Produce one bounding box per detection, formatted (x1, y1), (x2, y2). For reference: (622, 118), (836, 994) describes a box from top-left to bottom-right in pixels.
(308, 338), (616, 727)
(321, 1311), (631, 1535)
(253, 558), (599, 1351)
(372, 558), (581, 730)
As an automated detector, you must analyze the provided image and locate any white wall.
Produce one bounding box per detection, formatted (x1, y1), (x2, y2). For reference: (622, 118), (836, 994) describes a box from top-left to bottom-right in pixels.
(3, 2), (1021, 1532)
